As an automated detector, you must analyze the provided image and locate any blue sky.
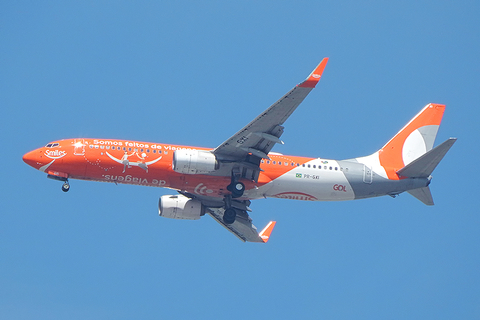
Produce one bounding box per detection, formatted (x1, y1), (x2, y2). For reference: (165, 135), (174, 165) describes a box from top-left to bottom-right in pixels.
(1, 1), (479, 319)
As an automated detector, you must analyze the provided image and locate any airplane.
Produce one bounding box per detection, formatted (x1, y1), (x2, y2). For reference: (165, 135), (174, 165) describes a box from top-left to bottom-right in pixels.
(23, 58), (456, 243)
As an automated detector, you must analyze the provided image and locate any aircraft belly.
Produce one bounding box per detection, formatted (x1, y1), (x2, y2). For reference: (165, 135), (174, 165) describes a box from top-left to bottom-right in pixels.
(259, 159), (355, 201)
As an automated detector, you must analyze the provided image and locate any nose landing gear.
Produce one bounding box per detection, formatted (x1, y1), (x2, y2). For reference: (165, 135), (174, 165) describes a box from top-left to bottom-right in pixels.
(61, 181), (70, 192)
(47, 174), (70, 192)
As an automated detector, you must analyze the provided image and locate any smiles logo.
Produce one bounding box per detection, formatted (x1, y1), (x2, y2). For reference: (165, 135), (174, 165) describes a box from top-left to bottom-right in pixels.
(45, 150), (67, 159)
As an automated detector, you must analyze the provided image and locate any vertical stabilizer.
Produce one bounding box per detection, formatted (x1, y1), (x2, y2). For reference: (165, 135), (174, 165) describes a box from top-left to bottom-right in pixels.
(378, 103), (445, 179)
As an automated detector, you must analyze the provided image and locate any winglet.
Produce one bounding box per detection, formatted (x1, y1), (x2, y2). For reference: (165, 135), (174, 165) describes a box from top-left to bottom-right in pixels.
(298, 58), (329, 88)
(259, 221), (276, 243)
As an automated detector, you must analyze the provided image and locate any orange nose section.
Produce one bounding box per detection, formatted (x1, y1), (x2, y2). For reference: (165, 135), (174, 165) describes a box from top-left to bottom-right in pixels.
(23, 149), (43, 169)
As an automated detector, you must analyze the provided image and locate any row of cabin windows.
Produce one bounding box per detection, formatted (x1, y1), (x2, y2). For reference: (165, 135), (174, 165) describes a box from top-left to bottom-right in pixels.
(88, 145), (164, 154)
(261, 159), (344, 171)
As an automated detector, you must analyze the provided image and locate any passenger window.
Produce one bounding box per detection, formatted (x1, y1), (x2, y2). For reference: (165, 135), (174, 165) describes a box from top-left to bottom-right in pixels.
(267, 160), (270, 164)
(313, 165), (316, 168)
(329, 166), (332, 170)
(273, 161), (276, 165)
(278, 162), (282, 165)
(302, 164), (305, 167)
(307, 164), (311, 168)
(89, 145), (93, 149)
(335, 167), (338, 171)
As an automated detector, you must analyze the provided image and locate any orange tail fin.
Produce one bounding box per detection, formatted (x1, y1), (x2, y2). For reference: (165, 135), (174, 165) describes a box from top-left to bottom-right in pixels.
(379, 103), (445, 179)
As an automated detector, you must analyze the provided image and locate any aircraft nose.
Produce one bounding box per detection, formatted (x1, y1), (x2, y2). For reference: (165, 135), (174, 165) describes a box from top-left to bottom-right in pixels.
(23, 149), (42, 168)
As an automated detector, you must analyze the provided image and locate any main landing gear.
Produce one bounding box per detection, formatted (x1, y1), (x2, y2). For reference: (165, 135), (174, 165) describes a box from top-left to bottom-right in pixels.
(223, 172), (245, 224)
(223, 207), (236, 224)
(226, 171), (245, 199)
(222, 195), (236, 224)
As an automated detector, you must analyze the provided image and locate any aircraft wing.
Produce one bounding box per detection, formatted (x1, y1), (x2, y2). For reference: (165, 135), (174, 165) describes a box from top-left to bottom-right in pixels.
(179, 192), (276, 242)
(213, 58), (328, 165)
(207, 207), (276, 243)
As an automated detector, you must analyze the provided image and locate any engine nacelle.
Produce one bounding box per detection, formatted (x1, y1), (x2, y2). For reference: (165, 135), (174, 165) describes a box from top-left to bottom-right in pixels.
(158, 194), (204, 220)
(172, 149), (218, 174)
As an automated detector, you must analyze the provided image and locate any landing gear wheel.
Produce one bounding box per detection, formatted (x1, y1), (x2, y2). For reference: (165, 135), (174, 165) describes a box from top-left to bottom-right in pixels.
(223, 208), (237, 224)
(61, 182), (70, 192)
(227, 182), (245, 198)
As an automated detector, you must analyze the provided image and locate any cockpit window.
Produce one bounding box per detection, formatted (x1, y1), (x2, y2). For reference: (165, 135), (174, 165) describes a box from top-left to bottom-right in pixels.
(45, 143), (59, 148)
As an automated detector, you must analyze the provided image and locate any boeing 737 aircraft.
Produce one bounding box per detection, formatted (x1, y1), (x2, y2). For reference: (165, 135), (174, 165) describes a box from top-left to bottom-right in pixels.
(23, 58), (456, 242)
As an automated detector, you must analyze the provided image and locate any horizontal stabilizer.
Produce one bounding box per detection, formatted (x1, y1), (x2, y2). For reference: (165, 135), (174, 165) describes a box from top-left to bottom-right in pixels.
(397, 138), (457, 178)
(408, 187), (434, 206)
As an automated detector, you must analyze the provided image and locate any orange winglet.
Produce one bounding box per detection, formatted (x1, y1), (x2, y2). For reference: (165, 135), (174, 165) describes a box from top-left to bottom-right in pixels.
(298, 57), (329, 88)
(259, 221), (276, 243)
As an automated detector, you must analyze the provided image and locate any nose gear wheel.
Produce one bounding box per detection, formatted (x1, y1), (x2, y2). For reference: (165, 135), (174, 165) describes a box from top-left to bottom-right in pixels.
(61, 181), (70, 192)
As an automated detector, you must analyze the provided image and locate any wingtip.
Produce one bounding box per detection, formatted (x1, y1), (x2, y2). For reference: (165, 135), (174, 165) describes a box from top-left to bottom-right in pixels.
(298, 57), (329, 88)
(259, 221), (276, 243)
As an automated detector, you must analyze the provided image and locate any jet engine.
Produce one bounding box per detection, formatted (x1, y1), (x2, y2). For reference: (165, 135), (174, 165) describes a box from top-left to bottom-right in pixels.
(172, 149), (218, 174)
(158, 194), (205, 220)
